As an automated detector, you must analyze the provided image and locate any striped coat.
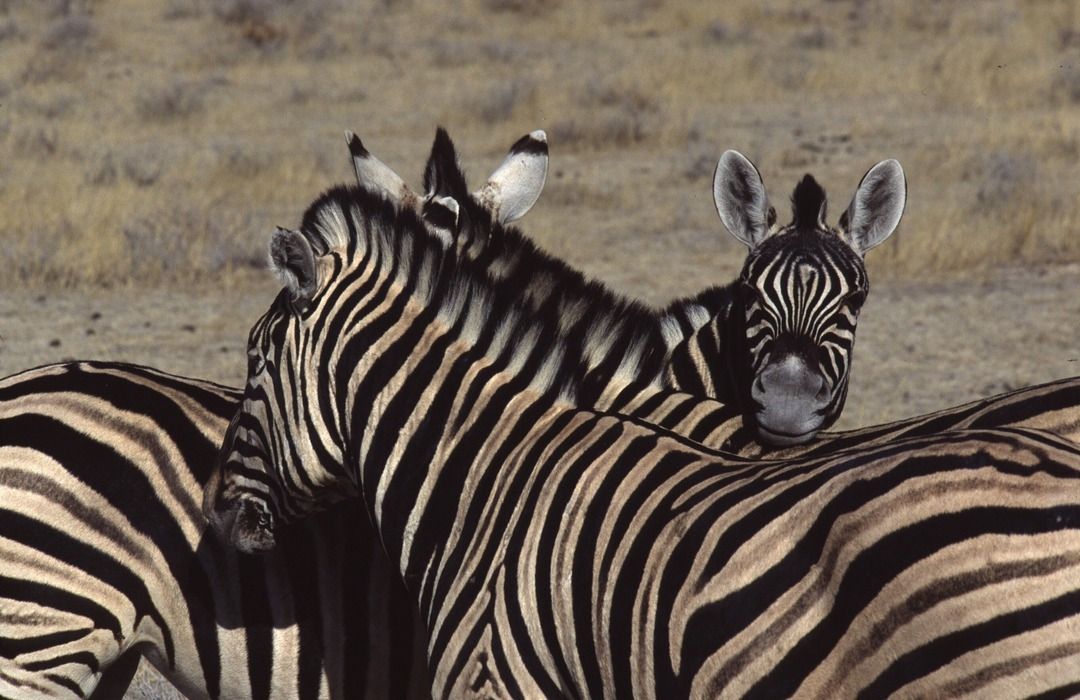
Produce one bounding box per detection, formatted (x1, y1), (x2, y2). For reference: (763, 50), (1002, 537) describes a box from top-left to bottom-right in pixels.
(206, 184), (1080, 698)
(0, 362), (428, 699)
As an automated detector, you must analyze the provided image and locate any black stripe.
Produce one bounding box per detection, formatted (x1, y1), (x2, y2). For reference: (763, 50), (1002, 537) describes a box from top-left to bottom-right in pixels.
(508, 132), (548, 156)
(856, 565), (1080, 698)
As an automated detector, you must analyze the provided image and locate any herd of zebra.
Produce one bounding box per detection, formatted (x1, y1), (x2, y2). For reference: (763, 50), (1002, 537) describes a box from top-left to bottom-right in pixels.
(2, 127), (1080, 700)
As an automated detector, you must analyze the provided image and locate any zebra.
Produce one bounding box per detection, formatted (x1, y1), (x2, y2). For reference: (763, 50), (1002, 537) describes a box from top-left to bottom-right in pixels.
(0, 361), (431, 699)
(4, 129), (1074, 698)
(354, 126), (907, 446)
(0, 132), (560, 699)
(204, 179), (1080, 698)
(0, 129), (572, 699)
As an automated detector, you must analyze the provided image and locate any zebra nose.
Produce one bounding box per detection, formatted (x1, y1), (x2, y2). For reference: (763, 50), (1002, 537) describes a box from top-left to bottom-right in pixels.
(751, 355), (831, 445)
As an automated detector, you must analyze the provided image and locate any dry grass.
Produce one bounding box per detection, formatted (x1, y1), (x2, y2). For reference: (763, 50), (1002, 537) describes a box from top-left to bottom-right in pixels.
(0, 0), (1077, 293)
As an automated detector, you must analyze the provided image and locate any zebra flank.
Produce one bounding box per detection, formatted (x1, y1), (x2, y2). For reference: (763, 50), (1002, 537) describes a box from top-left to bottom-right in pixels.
(207, 179), (1080, 698)
(0, 362), (429, 699)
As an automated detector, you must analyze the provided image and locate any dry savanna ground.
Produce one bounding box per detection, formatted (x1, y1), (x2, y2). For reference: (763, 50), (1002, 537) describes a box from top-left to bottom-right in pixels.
(1, 0), (1079, 698)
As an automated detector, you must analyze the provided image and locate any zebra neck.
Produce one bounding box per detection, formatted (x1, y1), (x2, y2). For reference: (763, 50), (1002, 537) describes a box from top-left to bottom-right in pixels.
(662, 284), (747, 412)
(324, 283), (573, 572)
(354, 367), (571, 606)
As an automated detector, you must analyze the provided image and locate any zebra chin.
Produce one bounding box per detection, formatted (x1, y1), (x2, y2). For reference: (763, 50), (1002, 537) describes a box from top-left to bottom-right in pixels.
(205, 493), (277, 554)
(750, 355), (833, 446)
(752, 398), (830, 445)
(754, 418), (824, 446)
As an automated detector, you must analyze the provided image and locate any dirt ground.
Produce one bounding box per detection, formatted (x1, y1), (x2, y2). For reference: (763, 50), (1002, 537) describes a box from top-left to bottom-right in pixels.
(3, 262), (1078, 431)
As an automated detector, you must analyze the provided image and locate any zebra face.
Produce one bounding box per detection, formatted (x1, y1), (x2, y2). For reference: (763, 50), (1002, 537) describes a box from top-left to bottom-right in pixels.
(738, 230), (868, 444)
(713, 150), (906, 445)
(206, 230), (355, 553)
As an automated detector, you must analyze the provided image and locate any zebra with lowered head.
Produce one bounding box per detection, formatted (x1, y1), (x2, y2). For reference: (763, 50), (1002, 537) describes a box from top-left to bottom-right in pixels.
(0, 131), (574, 699)
(205, 176), (1080, 698)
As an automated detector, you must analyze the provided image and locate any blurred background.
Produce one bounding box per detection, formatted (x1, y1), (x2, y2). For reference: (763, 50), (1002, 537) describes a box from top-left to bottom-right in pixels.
(0, 1), (1078, 696)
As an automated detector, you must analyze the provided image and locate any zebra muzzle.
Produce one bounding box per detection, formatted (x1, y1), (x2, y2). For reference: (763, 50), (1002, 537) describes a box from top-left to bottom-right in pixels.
(751, 354), (831, 445)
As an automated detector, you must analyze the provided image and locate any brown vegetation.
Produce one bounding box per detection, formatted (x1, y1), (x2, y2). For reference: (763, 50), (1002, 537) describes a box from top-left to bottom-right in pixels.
(0, 0), (1077, 291)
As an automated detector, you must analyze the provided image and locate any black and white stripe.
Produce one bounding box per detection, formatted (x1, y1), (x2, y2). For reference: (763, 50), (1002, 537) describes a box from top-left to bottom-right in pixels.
(205, 182), (1080, 698)
(0, 362), (428, 699)
(404, 130), (1078, 454)
(407, 130), (906, 446)
(664, 152), (906, 445)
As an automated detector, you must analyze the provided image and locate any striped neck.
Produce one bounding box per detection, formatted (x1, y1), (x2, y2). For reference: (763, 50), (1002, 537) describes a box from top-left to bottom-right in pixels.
(661, 283), (746, 409)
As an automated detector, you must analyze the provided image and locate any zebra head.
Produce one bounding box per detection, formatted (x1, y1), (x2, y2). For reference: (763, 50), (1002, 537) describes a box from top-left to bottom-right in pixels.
(204, 227), (357, 553)
(713, 150), (906, 445)
(205, 131), (549, 553)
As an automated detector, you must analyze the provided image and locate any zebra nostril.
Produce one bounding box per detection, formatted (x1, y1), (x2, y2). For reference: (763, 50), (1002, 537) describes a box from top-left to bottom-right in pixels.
(814, 378), (830, 403)
(753, 375), (766, 397)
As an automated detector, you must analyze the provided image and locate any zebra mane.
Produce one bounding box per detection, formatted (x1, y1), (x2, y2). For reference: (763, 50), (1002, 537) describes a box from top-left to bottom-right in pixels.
(790, 174), (828, 232)
(423, 127), (470, 201)
(420, 131), (671, 384)
(297, 184), (584, 400)
(658, 284), (737, 350)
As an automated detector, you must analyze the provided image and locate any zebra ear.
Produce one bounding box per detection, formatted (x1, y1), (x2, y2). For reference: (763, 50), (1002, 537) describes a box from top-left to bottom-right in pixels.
(838, 159), (906, 255)
(713, 150), (775, 249)
(269, 227), (318, 307)
(420, 195), (460, 248)
(345, 131), (416, 204)
(473, 130), (548, 224)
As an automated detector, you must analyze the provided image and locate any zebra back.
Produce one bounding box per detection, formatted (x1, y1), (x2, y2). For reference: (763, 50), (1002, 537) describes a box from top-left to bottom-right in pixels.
(345, 127), (1080, 457)
(409, 129), (906, 446)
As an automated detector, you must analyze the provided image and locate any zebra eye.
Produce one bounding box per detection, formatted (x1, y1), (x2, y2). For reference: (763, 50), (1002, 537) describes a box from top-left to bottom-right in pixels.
(739, 280), (761, 303)
(844, 290), (867, 309)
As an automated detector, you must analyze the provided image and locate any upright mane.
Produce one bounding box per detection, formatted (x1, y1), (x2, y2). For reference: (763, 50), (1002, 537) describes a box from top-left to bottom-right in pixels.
(790, 174), (828, 232)
(420, 131), (676, 389)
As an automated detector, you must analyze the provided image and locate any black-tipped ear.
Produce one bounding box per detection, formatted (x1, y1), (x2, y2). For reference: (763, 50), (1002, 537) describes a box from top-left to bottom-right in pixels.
(344, 130), (415, 204)
(474, 129), (548, 224)
(423, 127), (470, 199)
(713, 150), (773, 249)
(270, 227), (318, 307)
(839, 159), (906, 255)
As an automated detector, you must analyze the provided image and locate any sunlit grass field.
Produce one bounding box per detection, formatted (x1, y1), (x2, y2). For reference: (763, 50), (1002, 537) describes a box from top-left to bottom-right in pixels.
(2, 0), (1078, 294)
